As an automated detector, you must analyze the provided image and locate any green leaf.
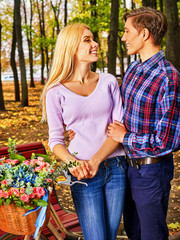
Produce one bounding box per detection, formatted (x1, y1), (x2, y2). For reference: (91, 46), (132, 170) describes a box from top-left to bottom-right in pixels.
(35, 199), (48, 207)
(0, 198), (4, 205)
(5, 198), (11, 205)
(23, 205), (34, 210)
(15, 201), (22, 207)
(9, 154), (26, 163)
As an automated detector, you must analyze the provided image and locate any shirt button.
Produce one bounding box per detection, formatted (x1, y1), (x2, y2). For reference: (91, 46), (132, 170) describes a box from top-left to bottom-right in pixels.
(105, 161), (108, 166)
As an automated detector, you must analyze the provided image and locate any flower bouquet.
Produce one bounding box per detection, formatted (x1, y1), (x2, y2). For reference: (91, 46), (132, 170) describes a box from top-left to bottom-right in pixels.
(0, 139), (55, 237)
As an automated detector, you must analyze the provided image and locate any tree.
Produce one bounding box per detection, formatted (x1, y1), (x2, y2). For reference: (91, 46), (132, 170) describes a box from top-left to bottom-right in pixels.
(23, 0), (35, 88)
(0, 21), (5, 111)
(64, 0), (68, 26)
(10, 19), (20, 102)
(165, 0), (180, 72)
(142, 0), (157, 8)
(108, 0), (119, 76)
(50, 0), (61, 34)
(90, 0), (98, 72)
(14, 0), (28, 106)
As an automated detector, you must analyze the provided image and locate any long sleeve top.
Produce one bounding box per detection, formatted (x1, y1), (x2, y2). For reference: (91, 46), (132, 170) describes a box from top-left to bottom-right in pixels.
(122, 50), (180, 158)
(46, 73), (125, 160)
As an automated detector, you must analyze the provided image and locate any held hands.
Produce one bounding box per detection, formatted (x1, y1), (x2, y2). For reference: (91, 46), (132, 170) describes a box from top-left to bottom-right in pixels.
(68, 159), (100, 180)
(107, 120), (127, 143)
(68, 160), (90, 181)
(67, 130), (100, 180)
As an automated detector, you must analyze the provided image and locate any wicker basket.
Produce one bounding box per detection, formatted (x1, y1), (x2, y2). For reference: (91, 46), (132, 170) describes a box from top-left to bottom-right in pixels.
(0, 195), (51, 235)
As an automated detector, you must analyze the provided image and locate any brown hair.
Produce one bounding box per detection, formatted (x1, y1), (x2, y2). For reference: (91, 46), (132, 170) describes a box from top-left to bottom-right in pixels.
(124, 7), (168, 45)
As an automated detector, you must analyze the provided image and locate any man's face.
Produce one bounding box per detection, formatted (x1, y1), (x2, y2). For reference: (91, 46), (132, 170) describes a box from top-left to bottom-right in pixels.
(122, 17), (144, 56)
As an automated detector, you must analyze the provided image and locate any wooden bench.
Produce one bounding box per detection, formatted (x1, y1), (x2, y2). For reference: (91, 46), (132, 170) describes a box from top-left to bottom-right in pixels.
(0, 142), (82, 240)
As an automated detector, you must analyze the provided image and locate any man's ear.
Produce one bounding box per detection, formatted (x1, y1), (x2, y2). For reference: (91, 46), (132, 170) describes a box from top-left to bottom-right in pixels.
(142, 28), (150, 41)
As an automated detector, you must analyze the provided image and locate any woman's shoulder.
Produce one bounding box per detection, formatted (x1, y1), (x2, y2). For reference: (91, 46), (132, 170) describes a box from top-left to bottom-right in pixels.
(99, 73), (118, 86)
(46, 83), (63, 98)
(99, 72), (117, 82)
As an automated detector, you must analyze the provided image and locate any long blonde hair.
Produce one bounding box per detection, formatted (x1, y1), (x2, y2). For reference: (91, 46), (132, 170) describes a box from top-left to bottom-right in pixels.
(41, 23), (90, 121)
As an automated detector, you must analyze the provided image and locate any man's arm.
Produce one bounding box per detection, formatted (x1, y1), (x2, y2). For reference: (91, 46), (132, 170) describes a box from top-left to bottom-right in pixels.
(108, 74), (180, 157)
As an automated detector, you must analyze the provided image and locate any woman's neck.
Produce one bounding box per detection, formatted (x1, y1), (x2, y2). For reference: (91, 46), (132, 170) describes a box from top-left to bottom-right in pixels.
(70, 63), (92, 83)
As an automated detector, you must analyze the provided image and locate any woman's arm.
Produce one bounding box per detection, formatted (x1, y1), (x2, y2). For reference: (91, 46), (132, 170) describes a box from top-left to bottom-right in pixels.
(88, 137), (120, 178)
(53, 144), (90, 180)
(88, 77), (124, 178)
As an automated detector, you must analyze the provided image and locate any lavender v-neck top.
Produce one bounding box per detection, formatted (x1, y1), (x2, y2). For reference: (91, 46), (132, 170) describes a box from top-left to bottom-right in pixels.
(46, 73), (125, 160)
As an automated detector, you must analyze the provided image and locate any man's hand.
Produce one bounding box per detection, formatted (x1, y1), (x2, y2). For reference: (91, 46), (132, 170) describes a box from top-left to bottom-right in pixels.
(107, 120), (127, 143)
(67, 129), (76, 141)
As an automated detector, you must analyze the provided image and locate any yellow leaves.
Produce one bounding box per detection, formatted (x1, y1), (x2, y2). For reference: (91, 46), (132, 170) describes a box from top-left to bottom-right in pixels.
(168, 222), (180, 231)
(0, 82), (48, 147)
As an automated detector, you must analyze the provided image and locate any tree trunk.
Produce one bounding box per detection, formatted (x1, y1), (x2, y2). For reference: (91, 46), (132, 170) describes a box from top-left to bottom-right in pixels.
(118, 36), (124, 79)
(10, 20), (20, 102)
(142, 0), (157, 8)
(0, 22), (5, 111)
(159, 0), (164, 12)
(23, 0), (35, 88)
(50, 0), (61, 34)
(36, 0), (45, 84)
(15, 0), (28, 106)
(165, 0), (180, 72)
(108, 0), (119, 76)
(90, 0), (98, 72)
(64, 0), (67, 26)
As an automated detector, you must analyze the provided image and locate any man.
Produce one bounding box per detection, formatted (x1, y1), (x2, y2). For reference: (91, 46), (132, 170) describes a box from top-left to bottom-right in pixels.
(107, 7), (180, 240)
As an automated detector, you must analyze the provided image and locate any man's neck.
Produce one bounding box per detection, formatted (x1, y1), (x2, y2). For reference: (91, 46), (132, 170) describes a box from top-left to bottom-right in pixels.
(139, 44), (161, 63)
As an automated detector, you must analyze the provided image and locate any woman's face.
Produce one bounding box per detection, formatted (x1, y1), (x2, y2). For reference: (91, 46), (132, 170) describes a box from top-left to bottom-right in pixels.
(75, 28), (99, 64)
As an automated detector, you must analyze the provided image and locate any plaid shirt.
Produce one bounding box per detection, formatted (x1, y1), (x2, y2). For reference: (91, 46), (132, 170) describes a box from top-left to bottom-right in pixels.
(122, 50), (180, 158)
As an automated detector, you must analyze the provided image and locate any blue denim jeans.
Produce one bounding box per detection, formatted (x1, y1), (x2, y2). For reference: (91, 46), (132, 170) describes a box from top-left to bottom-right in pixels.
(123, 155), (174, 240)
(70, 156), (127, 240)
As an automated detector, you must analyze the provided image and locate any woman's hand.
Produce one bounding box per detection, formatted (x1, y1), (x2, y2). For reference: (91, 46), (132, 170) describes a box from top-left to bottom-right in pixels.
(68, 160), (90, 180)
(107, 120), (127, 143)
(87, 157), (101, 178)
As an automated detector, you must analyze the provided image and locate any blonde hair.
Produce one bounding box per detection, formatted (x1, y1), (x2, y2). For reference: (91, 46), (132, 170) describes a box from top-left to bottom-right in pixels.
(41, 23), (90, 121)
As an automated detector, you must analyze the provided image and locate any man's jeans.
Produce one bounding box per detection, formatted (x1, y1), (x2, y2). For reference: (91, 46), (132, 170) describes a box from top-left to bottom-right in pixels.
(71, 156), (127, 240)
(123, 155), (174, 240)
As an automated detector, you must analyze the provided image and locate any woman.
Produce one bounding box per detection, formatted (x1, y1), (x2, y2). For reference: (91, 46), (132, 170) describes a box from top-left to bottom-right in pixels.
(41, 23), (126, 240)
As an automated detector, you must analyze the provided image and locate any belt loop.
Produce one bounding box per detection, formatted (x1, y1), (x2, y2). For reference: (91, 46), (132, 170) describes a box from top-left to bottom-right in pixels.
(116, 157), (121, 167)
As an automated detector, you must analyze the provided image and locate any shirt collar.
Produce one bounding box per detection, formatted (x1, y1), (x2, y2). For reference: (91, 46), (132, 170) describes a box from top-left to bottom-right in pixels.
(137, 50), (165, 72)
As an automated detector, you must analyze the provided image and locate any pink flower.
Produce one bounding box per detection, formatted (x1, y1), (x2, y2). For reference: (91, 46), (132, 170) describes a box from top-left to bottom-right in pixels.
(1, 180), (8, 185)
(0, 190), (4, 198)
(34, 166), (44, 172)
(23, 160), (30, 166)
(33, 187), (37, 194)
(10, 159), (19, 165)
(29, 193), (35, 199)
(3, 191), (9, 198)
(30, 159), (37, 166)
(46, 178), (52, 183)
(20, 194), (29, 203)
(20, 188), (25, 194)
(8, 189), (13, 196)
(37, 156), (44, 161)
(37, 160), (46, 166)
(11, 188), (20, 197)
(5, 159), (11, 164)
(36, 187), (45, 198)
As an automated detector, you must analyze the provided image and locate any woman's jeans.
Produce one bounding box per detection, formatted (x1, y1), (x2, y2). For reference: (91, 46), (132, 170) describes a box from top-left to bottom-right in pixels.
(70, 156), (127, 240)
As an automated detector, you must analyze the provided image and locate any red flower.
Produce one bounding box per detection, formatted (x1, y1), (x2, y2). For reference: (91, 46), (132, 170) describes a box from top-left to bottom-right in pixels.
(20, 194), (29, 203)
